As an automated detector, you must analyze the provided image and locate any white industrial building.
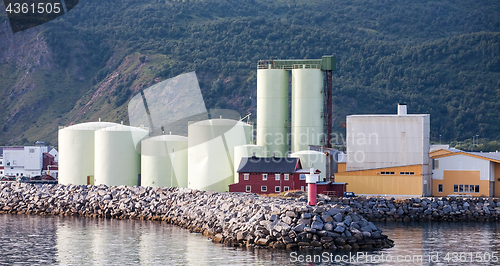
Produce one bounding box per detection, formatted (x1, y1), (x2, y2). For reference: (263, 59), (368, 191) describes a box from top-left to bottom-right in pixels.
(336, 104), (432, 196)
(0, 146), (57, 177)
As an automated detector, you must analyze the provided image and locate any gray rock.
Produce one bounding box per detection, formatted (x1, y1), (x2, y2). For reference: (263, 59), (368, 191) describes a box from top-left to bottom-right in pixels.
(333, 213), (343, 222)
(334, 225), (345, 233)
(311, 221), (324, 230)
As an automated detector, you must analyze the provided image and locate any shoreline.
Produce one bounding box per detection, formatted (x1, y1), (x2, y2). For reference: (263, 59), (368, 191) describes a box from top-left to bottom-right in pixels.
(6, 183), (499, 251)
(0, 182), (393, 251)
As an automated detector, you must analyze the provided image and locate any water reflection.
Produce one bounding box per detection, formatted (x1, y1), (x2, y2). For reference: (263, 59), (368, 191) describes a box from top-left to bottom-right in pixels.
(1, 215), (500, 265)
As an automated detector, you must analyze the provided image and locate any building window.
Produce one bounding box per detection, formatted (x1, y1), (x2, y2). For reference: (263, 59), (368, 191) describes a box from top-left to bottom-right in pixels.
(261, 186), (267, 192)
(459, 185), (463, 193)
(438, 184), (443, 193)
(284, 174), (289, 181)
(244, 173), (249, 180)
(475, 185), (480, 193)
(399, 172), (415, 175)
(275, 174), (280, 181)
(454, 185), (458, 193)
(262, 174), (267, 181)
(300, 174), (305, 180)
(284, 186), (289, 192)
(434, 160), (439, 170)
(381, 172), (395, 175)
(464, 185), (469, 193)
(275, 186), (280, 193)
(301, 186), (304, 191)
(246, 186), (251, 192)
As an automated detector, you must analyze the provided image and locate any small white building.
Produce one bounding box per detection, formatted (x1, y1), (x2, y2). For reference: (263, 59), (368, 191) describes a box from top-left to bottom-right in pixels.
(0, 146), (55, 177)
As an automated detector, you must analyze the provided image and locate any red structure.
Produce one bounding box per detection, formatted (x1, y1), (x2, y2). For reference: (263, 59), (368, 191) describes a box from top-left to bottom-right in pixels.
(229, 156), (307, 194)
(316, 181), (347, 197)
(42, 153), (56, 170)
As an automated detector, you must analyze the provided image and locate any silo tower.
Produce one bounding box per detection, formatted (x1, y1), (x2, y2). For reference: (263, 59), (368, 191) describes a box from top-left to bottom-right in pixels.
(256, 56), (336, 155)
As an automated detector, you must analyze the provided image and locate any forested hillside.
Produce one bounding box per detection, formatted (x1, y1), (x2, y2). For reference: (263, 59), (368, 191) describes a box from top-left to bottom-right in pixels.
(0, 0), (499, 148)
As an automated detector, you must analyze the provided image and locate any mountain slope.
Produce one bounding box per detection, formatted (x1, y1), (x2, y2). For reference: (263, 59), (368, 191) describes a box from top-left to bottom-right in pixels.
(0, 0), (499, 147)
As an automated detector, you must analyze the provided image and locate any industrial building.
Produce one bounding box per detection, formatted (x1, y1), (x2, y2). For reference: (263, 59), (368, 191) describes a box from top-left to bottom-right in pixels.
(335, 104), (432, 197)
(431, 149), (500, 197)
(0, 145), (58, 178)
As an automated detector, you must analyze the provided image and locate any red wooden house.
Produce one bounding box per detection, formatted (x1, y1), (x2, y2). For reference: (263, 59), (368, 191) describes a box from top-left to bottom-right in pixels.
(229, 156), (308, 194)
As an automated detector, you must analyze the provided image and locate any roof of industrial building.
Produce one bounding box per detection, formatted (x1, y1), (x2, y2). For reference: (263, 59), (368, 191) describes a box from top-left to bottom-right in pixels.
(433, 151), (500, 164)
(237, 157), (300, 173)
(470, 152), (500, 162)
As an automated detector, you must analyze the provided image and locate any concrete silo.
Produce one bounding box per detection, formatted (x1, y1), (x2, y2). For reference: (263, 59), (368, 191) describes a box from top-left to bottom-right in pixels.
(291, 150), (327, 181)
(58, 121), (119, 185)
(94, 125), (148, 187)
(291, 68), (324, 153)
(188, 119), (252, 192)
(141, 135), (188, 188)
(233, 144), (266, 183)
(256, 66), (289, 157)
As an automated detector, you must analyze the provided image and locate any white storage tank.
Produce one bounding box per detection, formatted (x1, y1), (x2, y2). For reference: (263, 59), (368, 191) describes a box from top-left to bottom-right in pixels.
(58, 121), (119, 185)
(94, 125), (148, 187)
(188, 119), (252, 192)
(141, 135), (188, 188)
(291, 150), (327, 181)
(256, 68), (289, 157)
(233, 144), (266, 183)
(291, 68), (324, 153)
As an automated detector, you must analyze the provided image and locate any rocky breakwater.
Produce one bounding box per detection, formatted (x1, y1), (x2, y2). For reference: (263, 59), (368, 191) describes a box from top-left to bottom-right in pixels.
(0, 182), (394, 251)
(343, 197), (500, 222)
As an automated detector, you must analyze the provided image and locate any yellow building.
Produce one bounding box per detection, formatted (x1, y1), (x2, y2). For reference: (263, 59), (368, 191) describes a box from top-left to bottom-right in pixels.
(335, 104), (431, 197)
(336, 163), (426, 197)
(431, 150), (500, 197)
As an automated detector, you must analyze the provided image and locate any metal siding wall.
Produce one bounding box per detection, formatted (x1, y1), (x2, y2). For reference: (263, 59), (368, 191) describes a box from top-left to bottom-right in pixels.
(432, 154), (491, 181)
(346, 115), (429, 171)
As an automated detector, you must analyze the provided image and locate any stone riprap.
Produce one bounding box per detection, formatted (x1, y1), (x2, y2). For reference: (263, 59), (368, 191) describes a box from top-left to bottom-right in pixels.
(0, 182), (393, 251)
(339, 196), (500, 222)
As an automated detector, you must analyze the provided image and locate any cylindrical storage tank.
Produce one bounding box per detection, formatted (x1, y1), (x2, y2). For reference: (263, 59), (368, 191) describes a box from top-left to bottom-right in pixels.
(141, 135), (188, 188)
(233, 145), (266, 183)
(58, 122), (120, 185)
(291, 150), (327, 181)
(188, 119), (252, 192)
(256, 68), (289, 157)
(291, 68), (324, 153)
(94, 125), (148, 186)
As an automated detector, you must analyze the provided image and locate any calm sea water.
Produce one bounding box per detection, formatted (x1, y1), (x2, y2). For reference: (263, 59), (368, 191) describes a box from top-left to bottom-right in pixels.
(1, 214), (499, 265)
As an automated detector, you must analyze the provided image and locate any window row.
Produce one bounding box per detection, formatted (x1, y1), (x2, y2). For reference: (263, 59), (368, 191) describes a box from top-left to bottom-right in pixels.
(454, 184), (480, 193)
(437, 184), (480, 193)
(400, 172), (415, 175)
(243, 173), (290, 181)
(245, 185), (290, 193)
(381, 171), (415, 175)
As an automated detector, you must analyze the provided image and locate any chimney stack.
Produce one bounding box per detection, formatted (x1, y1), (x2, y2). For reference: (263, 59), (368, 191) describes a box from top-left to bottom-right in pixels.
(398, 103), (407, 116)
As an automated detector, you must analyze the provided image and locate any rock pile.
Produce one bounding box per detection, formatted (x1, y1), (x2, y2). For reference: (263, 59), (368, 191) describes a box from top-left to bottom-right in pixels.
(339, 197), (500, 222)
(0, 182), (393, 250)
